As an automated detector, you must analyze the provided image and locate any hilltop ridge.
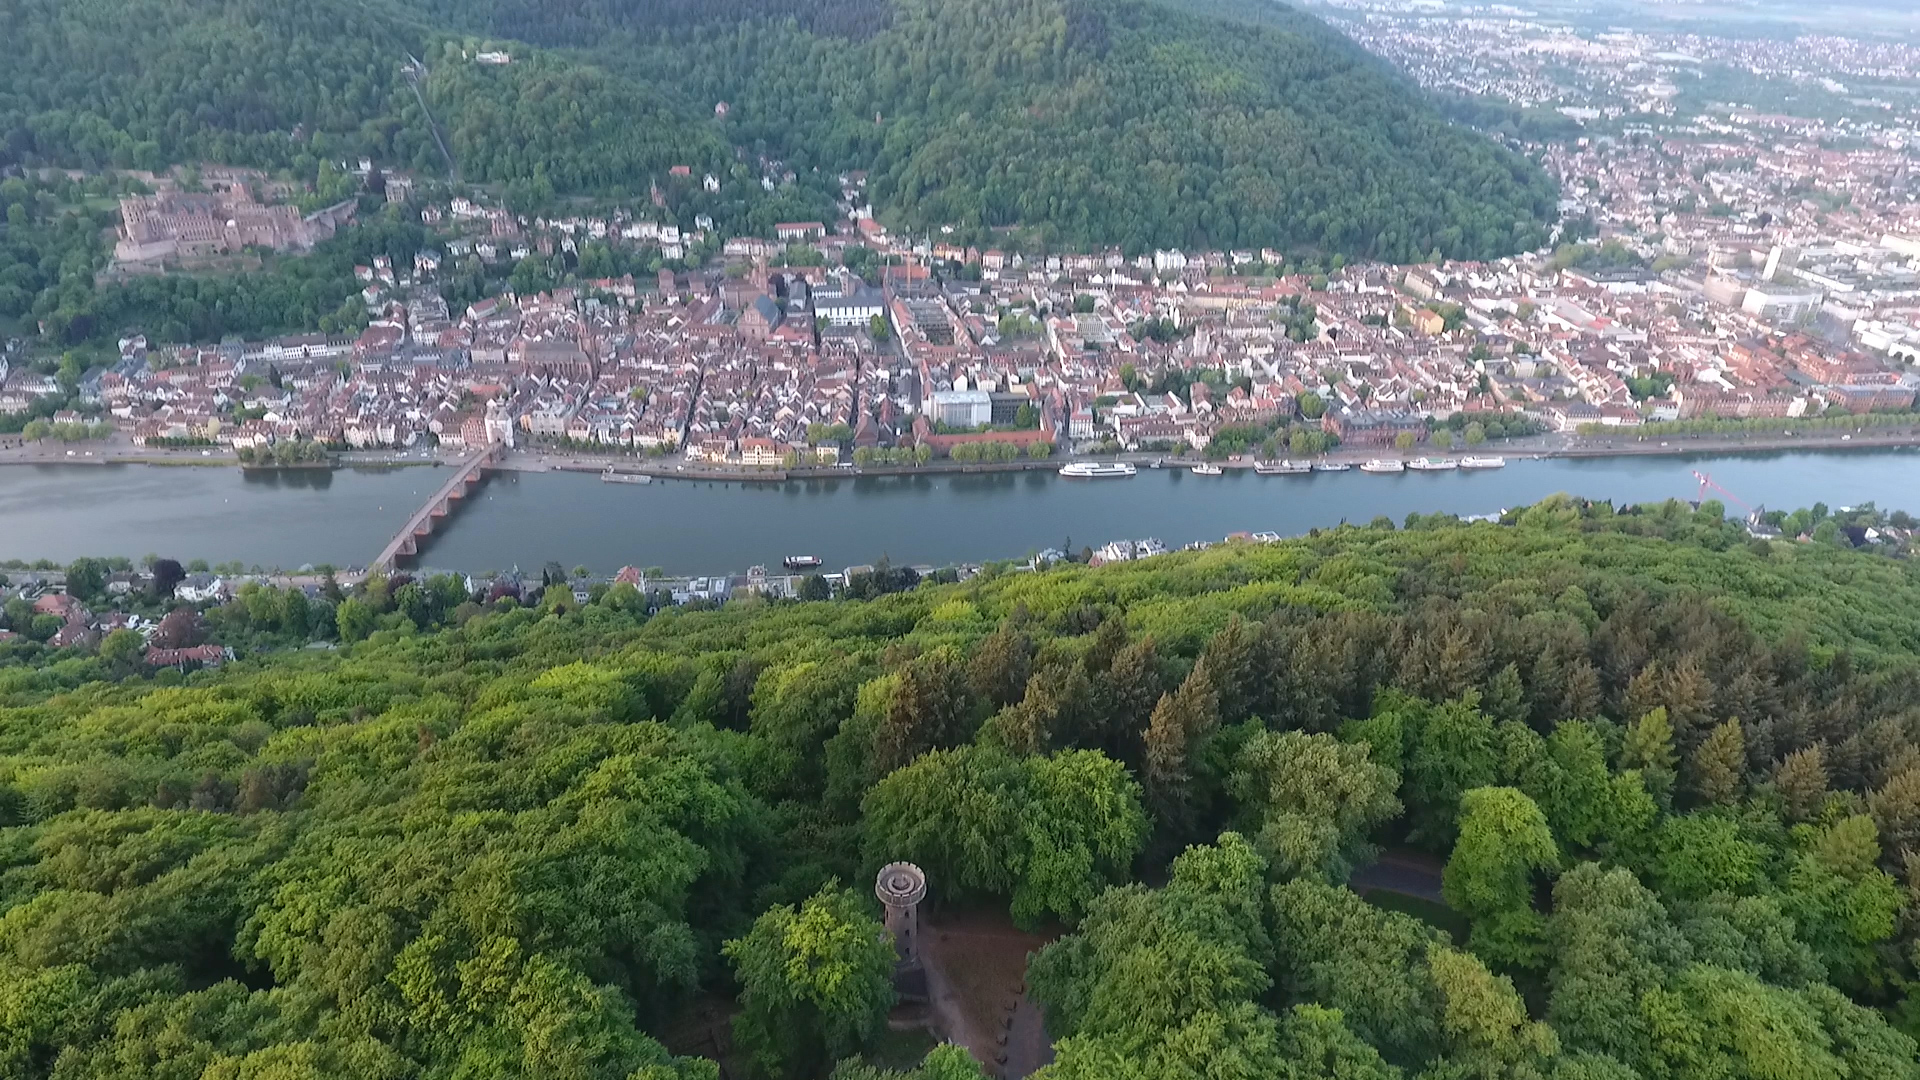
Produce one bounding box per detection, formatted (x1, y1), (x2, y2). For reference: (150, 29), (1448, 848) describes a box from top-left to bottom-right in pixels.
(2, 0), (1557, 261)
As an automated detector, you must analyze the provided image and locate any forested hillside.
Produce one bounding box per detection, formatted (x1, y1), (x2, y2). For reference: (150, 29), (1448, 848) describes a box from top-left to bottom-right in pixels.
(2, 0), (1557, 262)
(5, 497), (1920, 1077)
(1, 0), (434, 173)
(416, 0), (1559, 259)
(0, 0), (730, 197)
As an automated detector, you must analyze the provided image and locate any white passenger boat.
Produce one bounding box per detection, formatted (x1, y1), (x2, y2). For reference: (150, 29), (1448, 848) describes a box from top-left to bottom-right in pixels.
(1254, 459), (1312, 475)
(1360, 459), (1406, 474)
(1406, 457), (1458, 471)
(1312, 461), (1351, 472)
(1191, 463), (1224, 476)
(1059, 461), (1138, 478)
(1458, 456), (1507, 470)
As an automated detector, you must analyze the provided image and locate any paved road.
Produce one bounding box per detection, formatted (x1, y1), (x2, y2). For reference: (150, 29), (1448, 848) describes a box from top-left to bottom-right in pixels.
(1002, 995), (1055, 1079)
(0, 434), (449, 468)
(920, 930), (995, 1071)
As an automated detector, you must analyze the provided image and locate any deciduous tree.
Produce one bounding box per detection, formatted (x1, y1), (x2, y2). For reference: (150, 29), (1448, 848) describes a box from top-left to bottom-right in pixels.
(863, 747), (1146, 927)
(725, 885), (897, 1080)
(1443, 786), (1559, 967)
(1228, 730), (1400, 883)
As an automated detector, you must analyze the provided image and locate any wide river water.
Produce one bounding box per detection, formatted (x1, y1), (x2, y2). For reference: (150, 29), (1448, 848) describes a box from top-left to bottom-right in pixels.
(4, 449), (1919, 573)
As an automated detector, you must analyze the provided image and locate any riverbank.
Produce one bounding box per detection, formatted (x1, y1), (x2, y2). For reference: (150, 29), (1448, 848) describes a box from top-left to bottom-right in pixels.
(5, 426), (1915, 478)
(536, 457), (1061, 482)
(0, 447), (443, 469)
(490, 426), (1920, 481)
(1548, 429), (1920, 458)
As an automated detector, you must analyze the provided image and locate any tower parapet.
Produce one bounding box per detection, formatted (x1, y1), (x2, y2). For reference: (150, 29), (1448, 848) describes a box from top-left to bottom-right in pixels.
(874, 862), (927, 969)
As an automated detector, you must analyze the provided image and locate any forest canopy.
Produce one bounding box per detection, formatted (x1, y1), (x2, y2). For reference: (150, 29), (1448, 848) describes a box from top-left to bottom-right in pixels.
(6, 497), (1920, 1077)
(418, 0), (1560, 259)
(1, 0), (1557, 262)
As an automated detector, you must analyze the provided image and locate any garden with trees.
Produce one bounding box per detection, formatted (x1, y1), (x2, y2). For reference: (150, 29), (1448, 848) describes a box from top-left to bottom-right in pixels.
(5, 496), (1920, 1076)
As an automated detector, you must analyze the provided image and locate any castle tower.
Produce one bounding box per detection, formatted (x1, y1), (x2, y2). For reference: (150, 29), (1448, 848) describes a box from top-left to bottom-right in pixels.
(874, 862), (927, 968)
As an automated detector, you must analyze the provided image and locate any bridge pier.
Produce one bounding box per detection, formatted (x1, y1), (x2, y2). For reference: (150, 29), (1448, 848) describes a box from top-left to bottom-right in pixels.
(372, 447), (501, 570)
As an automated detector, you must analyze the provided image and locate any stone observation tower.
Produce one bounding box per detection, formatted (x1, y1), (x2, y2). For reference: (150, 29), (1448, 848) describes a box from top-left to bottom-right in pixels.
(874, 861), (927, 969)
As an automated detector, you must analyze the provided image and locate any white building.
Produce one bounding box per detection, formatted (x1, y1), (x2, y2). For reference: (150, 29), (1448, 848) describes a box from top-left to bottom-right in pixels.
(927, 389), (991, 427)
(1741, 285), (1823, 324)
(813, 287), (888, 327)
(175, 575), (228, 603)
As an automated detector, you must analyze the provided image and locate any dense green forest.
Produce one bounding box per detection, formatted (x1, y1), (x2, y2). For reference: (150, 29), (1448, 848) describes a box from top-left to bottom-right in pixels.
(1, 0), (434, 174)
(5, 497), (1920, 1077)
(412, 0), (1559, 259)
(2, 0), (1557, 262)
(0, 0), (790, 217)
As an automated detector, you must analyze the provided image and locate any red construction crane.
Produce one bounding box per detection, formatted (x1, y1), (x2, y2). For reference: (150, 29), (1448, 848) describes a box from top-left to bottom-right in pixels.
(1692, 470), (1751, 511)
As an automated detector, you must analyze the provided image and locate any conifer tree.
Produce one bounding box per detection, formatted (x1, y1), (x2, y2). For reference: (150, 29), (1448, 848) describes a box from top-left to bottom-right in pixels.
(1690, 719), (1747, 807)
(1775, 744), (1829, 823)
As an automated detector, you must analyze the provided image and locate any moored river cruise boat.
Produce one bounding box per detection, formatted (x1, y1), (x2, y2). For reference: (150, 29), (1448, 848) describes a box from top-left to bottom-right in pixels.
(1254, 459), (1312, 475)
(1059, 461), (1138, 478)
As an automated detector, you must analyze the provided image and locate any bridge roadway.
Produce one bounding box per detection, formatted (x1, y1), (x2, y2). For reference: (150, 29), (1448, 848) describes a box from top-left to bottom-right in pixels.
(371, 446), (500, 569)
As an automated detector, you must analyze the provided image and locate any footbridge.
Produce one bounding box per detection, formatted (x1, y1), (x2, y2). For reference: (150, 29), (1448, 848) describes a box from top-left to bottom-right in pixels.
(372, 446), (501, 569)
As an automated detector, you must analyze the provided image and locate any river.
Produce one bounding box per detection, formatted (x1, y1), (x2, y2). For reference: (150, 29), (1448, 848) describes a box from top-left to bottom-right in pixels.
(4, 449), (1919, 573)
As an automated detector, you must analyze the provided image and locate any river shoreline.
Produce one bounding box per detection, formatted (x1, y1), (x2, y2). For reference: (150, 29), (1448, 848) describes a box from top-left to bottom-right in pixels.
(492, 428), (1920, 481)
(3, 427), (1917, 477)
(1546, 430), (1920, 459)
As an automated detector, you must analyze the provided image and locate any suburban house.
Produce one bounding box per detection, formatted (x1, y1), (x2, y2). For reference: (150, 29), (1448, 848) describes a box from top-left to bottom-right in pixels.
(175, 575), (228, 603)
(146, 644), (230, 670)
